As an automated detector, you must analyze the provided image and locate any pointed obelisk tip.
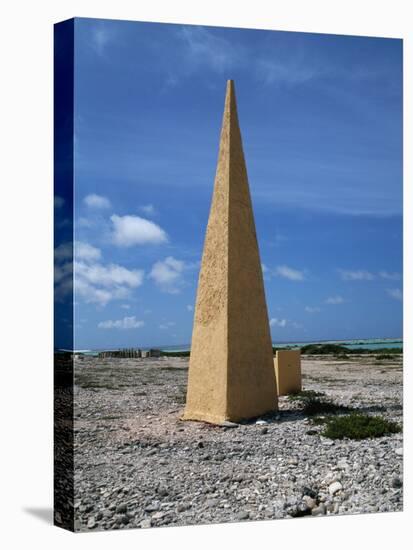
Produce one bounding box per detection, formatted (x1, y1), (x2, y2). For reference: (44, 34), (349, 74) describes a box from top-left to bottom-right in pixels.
(225, 80), (236, 111)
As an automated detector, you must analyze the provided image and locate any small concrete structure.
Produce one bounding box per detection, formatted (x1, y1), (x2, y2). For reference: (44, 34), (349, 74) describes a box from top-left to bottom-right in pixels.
(274, 350), (302, 396)
(140, 349), (161, 358)
(183, 81), (277, 424)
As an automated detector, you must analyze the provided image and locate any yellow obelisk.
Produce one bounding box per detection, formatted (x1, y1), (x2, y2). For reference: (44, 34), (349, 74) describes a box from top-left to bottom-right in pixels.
(183, 80), (278, 424)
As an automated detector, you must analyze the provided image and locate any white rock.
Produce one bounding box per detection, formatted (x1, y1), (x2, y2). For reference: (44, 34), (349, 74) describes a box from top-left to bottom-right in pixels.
(140, 519), (152, 529)
(219, 421), (239, 428)
(302, 496), (317, 509)
(328, 481), (343, 496)
(395, 447), (403, 456)
(256, 420), (268, 425)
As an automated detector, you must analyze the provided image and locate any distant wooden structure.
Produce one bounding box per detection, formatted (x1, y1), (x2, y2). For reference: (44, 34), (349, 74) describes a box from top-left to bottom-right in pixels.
(98, 348), (161, 359)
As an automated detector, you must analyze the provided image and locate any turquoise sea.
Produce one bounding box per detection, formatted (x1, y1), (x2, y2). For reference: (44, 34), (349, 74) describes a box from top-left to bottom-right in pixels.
(157, 338), (403, 353)
(68, 337), (402, 355)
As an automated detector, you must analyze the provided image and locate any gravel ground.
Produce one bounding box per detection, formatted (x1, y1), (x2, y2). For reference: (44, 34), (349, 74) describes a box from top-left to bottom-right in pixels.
(72, 354), (403, 532)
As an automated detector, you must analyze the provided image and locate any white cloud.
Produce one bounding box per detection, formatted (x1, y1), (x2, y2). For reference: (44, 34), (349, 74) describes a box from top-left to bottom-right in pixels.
(55, 240), (144, 307)
(386, 288), (402, 301)
(54, 260), (72, 284)
(54, 243), (74, 302)
(54, 242), (72, 262)
(149, 256), (185, 293)
(75, 279), (114, 306)
(75, 241), (101, 262)
(186, 304), (193, 311)
(339, 270), (401, 281)
(54, 196), (65, 208)
(261, 263), (269, 274)
(305, 306), (321, 313)
(139, 204), (156, 216)
(98, 316), (145, 330)
(75, 260), (143, 289)
(120, 304), (131, 309)
(54, 262), (73, 302)
(275, 265), (305, 281)
(325, 295), (344, 305)
(110, 214), (168, 247)
(179, 26), (240, 73)
(257, 58), (320, 87)
(339, 269), (374, 281)
(84, 194), (111, 209)
(55, 241), (102, 262)
(379, 271), (401, 281)
(270, 318), (287, 328)
(159, 321), (176, 330)
(91, 25), (112, 56)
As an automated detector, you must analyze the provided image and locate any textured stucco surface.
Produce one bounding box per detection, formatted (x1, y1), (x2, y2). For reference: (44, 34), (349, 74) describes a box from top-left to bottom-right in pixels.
(183, 81), (278, 423)
(274, 350), (302, 396)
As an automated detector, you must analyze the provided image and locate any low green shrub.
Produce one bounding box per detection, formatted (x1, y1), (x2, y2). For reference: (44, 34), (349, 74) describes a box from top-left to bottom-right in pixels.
(322, 413), (401, 440)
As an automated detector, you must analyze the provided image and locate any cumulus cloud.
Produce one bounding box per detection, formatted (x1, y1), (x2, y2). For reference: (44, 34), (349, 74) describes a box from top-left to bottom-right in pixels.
(274, 265), (305, 281)
(270, 318), (287, 328)
(54, 196), (65, 208)
(139, 204), (156, 216)
(84, 193), (111, 209)
(110, 214), (168, 247)
(75, 261), (143, 289)
(98, 316), (145, 329)
(75, 241), (102, 262)
(54, 242), (72, 262)
(338, 269), (374, 281)
(386, 288), (402, 301)
(305, 306), (321, 313)
(325, 295), (344, 305)
(55, 241), (102, 263)
(54, 243), (73, 302)
(149, 256), (185, 293)
(54, 261), (73, 301)
(54, 240), (144, 306)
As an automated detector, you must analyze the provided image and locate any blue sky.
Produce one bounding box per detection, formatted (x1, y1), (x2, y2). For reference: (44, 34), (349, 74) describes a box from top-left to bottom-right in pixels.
(55, 18), (402, 349)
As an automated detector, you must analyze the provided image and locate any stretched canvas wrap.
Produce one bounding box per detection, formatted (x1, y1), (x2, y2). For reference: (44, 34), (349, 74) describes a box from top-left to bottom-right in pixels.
(54, 18), (403, 532)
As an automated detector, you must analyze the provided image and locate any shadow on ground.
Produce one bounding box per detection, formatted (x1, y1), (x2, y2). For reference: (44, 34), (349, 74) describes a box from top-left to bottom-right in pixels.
(23, 507), (53, 525)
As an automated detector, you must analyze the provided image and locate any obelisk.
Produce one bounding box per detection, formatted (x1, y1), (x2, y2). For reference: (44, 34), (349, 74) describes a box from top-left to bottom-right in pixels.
(183, 80), (278, 424)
